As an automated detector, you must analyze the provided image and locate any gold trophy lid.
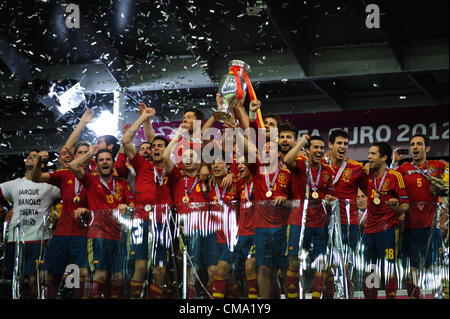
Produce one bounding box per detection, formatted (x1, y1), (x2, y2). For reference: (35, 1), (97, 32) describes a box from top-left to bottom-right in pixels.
(228, 60), (250, 72)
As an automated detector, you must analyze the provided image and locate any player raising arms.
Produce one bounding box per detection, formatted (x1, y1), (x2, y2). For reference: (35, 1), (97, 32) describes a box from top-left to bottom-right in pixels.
(362, 141), (409, 299)
(163, 126), (217, 299)
(121, 107), (173, 299)
(393, 134), (447, 298)
(284, 135), (335, 299)
(31, 141), (91, 299)
(69, 146), (135, 299)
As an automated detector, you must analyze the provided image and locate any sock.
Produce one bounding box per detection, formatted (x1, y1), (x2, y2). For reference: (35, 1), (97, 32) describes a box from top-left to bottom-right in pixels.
(148, 283), (163, 299)
(109, 280), (122, 299)
(90, 279), (105, 299)
(323, 272), (335, 299)
(246, 274), (258, 299)
(226, 282), (240, 299)
(311, 272), (326, 299)
(206, 281), (214, 299)
(130, 280), (144, 299)
(213, 275), (226, 299)
(385, 276), (397, 299)
(286, 269), (300, 299)
(362, 274), (378, 299)
(406, 281), (421, 299)
(44, 282), (57, 299)
(187, 284), (196, 299)
(30, 287), (38, 300)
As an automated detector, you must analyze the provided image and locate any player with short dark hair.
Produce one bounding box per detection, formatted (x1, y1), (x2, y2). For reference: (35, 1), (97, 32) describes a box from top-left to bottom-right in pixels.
(121, 108), (173, 299)
(284, 135), (336, 299)
(395, 134), (447, 298)
(69, 146), (135, 299)
(362, 141), (409, 299)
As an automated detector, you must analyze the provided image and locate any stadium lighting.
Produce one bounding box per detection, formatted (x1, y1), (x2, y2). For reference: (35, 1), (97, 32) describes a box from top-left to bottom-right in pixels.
(87, 110), (119, 137)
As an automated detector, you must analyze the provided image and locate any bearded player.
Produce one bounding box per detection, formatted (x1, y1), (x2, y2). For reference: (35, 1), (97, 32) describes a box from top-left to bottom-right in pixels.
(69, 146), (135, 299)
(393, 134), (447, 298)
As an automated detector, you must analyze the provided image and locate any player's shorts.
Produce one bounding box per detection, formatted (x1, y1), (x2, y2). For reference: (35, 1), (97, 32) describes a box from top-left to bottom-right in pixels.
(286, 225), (329, 261)
(42, 235), (88, 274)
(187, 232), (218, 269)
(255, 226), (288, 268)
(5, 242), (44, 277)
(129, 219), (149, 260)
(362, 227), (399, 264)
(152, 223), (171, 267)
(340, 224), (360, 251)
(229, 235), (255, 275)
(404, 227), (443, 269)
(88, 238), (126, 274)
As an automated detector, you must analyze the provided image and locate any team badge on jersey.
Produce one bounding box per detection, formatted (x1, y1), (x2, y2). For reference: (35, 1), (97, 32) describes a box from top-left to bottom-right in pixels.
(343, 168), (352, 180)
(278, 173), (288, 185)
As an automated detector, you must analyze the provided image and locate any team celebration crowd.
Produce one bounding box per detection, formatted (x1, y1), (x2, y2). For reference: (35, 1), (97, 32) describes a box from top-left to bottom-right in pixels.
(0, 94), (448, 300)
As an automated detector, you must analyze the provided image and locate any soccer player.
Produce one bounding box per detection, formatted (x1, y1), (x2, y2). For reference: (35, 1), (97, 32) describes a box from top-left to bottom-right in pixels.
(238, 130), (293, 299)
(121, 107), (173, 299)
(209, 154), (240, 299)
(325, 129), (367, 298)
(284, 135), (336, 299)
(394, 134), (447, 298)
(69, 146), (135, 299)
(248, 100), (282, 140)
(31, 141), (91, 299)
(234, 157), (258, 298)
(362, 141), (409, 299)
(0, 150), (61, 299)
(357, 188), (368, 233)
(163, 126), (216, 299)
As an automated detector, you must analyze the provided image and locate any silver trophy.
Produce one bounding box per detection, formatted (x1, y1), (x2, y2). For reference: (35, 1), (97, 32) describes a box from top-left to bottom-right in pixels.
(214, 60), (251, 123)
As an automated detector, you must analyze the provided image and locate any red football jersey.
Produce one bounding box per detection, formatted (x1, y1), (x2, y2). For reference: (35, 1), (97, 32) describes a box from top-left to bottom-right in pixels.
(208, 180), (240, 244)
(397, 160), (446, 229)
(80, 173), (134, 240)
(365, 169), (409, 234)
(48, 169), (88, 237)
(331, 158), (367, 226)
(288, 156), (334, 227)
(249, 160), (291, 228)
(237, 178), (255, 236)
(130, 153), (173, 221)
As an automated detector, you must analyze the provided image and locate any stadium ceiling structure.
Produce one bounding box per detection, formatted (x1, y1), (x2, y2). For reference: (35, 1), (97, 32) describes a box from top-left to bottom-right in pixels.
(0, 0), (448, 156)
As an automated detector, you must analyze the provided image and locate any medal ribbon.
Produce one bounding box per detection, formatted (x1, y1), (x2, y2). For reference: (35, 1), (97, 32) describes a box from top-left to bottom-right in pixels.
(99, 177), (116, 195)
(244, 181), (253, 202)
(154, 166), (166, 186)
(373, 168), (389, 199)
(264, 164), (280, 193)
(74, 178), (83, 196)
(214, 183), (228, 202)
(308, 163), (322, 192)
(412, 161), (430, 179)
(332, 159), (348, 185)
(184, 175), (199, 197)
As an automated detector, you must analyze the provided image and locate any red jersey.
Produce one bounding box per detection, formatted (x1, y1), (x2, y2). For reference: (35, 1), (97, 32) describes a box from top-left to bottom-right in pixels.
(397, 160), (446, 229)
(130, 153), (173, 221)
(80, 173), (134, 240)
(237, 178), (255, 236)
(365, 169), (408, 234)
(48, 169), (88, 237)
(208, 179), (240, 244)
(114, 152), (131, 179)
(288, 156), (334, 228)
(331, 158), (367, 226)
(249, 160), (291, 228)
(173, 135), (203, 166)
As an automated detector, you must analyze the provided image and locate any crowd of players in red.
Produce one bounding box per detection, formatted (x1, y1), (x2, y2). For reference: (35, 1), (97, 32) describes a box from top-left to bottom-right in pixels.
(0, 94), (448, 300)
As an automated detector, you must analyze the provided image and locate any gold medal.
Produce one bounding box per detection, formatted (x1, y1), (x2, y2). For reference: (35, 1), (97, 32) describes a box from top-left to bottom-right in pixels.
(266, 190), (272, 198)
(144, 204), (152, 212)
(182, 195), (190, 204)
(312, 191), (319, 199)
(73, 196), (80, 203)
(373, 197), (381, 205)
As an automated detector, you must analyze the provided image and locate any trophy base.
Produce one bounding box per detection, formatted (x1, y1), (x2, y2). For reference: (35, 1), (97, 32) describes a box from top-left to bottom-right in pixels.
(214, 111), (233, 123)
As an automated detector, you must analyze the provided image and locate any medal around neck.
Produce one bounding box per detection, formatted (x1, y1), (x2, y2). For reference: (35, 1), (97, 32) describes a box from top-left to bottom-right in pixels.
(182, 195), (190, 204)
(312, 191), (319, 199)
(373, 197), (381, 205)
